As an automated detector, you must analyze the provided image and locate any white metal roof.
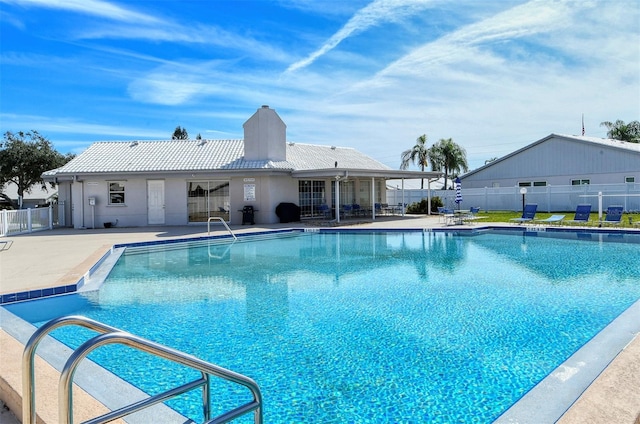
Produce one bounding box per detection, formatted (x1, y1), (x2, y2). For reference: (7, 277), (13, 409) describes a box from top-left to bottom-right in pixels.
(461, 133), (640, 180)
(44, 139), (399, 177)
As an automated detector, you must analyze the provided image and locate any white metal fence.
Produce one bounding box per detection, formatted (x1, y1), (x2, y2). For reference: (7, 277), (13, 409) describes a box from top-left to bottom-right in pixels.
(0, 205), (54, 237)
(387, 183), (640, 213)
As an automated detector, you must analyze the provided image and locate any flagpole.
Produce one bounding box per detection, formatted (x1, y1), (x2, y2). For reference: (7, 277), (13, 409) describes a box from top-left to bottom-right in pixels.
(582, 113), (585, 136)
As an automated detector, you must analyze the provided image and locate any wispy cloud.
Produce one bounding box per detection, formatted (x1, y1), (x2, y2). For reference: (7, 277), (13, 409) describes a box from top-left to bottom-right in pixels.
(0, 0), (161, 24)
(285, 0), (436, 73)
(2, 0), (292, 62)
(373, 0), (576, 80)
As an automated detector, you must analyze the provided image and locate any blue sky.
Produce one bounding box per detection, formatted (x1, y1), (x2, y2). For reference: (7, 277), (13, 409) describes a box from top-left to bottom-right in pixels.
(1, 0), (638, 170)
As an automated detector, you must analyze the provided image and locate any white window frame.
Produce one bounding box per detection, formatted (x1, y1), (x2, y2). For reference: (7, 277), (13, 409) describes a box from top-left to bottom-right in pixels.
(108, 181), (126, 205)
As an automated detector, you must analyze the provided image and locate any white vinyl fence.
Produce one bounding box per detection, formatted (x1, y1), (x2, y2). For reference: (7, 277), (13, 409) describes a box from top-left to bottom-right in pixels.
(387, 183), (640, 214)
(0, 205), (54, 237)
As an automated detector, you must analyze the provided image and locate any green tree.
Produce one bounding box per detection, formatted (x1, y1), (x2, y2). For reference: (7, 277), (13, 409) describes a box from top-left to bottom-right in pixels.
(429, 138), (469, 189)
(400, 134), (431, 189)
(0, 131), (74, 208)
(600, 119), (640, 143)
(172, 126), (189, 140)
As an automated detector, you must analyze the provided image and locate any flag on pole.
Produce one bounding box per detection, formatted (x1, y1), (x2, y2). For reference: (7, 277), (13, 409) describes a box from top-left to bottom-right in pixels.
(582, 114), (585, 136)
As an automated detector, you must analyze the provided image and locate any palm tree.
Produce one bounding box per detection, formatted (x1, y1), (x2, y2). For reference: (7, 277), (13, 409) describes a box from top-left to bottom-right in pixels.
(400, 134), (430, 189)
(600, 120), (640, 143)
(429, 138), (469, 189)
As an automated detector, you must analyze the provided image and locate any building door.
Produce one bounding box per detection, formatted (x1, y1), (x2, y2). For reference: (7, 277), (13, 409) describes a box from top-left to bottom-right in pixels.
(147, 180), (165, 225)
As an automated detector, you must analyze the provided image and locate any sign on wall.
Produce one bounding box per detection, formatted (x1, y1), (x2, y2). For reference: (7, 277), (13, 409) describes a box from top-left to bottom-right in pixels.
(244, 184), (256, 201)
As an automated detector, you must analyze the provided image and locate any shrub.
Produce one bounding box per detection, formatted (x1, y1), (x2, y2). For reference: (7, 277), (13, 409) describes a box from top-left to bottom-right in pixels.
(407, 196), (443, 214)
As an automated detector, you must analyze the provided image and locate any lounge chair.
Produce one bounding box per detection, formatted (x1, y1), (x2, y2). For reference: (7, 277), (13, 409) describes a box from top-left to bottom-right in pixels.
(535, 214), (565, 224)
(599, 205), (623, 226)
(510, 204), (537, 224)
(565, 204), (592, 225)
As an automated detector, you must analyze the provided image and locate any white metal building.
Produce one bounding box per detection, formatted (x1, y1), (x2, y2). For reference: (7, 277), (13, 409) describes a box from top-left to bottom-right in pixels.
(44, 106), (437, 228)
(461, 134), (640, 189)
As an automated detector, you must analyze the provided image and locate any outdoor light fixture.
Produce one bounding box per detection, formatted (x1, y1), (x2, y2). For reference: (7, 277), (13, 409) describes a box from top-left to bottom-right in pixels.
(520, 187), (527, 212)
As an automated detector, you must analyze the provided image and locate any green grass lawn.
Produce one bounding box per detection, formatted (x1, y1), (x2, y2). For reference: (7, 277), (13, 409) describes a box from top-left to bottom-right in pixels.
(472, 211), (640, 228)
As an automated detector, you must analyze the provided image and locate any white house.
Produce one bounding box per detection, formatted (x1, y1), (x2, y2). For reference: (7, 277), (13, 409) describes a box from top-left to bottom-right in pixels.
(0, 182), (57, 209)
(461, 134), (640, 189)
(44, 106), (438, 228)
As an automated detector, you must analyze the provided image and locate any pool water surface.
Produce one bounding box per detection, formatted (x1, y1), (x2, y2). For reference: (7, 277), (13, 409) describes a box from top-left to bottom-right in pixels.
(6, 230), (640, 422)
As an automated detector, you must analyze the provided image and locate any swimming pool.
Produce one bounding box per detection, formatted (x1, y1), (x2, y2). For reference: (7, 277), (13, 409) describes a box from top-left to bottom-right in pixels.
(5, 229), (640, 422)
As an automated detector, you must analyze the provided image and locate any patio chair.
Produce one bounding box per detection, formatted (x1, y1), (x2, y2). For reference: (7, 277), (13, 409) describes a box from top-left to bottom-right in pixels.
(437, 206), (447, 223)
(598, 205), (623, 226)
(341, 204), (353, 218)
(317, 204), (331, 219)
(442, 208), (455, 225)
(534, 214), (565, 225)
(510, 204), (537, 224)
(465, 206), (486, 222)
(565, 204), (592, 225)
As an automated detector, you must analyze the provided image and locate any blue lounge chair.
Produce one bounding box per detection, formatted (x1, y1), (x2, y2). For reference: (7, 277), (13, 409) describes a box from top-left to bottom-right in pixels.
(535, 214), (565, 224)
(599, 205), (623, 226)
(566, 204), (592, 225)
(510, 204), (537, 223)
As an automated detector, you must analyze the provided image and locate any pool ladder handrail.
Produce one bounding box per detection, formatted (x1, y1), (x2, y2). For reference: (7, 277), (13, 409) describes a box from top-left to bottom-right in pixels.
(207, 217), (237, 240)
(23, 315), (263, 424)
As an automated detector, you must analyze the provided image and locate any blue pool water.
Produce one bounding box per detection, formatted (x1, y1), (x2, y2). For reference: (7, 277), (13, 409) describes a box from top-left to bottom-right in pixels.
(6, 230), (640, 422)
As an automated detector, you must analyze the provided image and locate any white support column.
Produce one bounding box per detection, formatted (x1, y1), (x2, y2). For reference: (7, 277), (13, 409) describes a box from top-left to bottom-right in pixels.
(371, 177), (375, 220)
(335, 178), (340, 223)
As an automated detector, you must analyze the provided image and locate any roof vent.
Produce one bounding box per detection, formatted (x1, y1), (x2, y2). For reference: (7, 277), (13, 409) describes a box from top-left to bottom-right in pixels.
(261, 105), (269, 109)
(288, 142), (295, 146)
(331, 146), (336, 150)
(198, 140), (207, 146)
(129, 141), (138, 147)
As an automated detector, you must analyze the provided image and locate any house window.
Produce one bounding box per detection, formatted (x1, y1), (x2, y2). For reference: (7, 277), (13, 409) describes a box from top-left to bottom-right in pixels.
(187, 180), (230, 222)
(518, 182), (532, 187)
(108, 182), (125, 205)
(533, 181), (547, 187)
(625, 176), (635, 183)
(571, 179), (590, 185)
(299, 180), (326, 218)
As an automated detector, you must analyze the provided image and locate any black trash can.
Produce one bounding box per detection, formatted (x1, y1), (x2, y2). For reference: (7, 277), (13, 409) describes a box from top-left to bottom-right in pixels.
(241, 205), (256, 225)
(275, 202), (301, 223)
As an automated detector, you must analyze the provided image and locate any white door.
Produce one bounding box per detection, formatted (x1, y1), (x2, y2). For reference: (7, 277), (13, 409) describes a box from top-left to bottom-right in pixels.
(147, 180), (165, 225)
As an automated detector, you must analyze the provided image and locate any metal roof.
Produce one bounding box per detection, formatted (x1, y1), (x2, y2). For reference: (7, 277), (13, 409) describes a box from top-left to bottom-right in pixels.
(43, 139), (441, 181)
(461, 133), (640, 180)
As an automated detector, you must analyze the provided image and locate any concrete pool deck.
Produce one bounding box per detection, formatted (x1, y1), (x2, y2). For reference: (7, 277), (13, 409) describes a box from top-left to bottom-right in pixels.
(1, 216), (639, 423)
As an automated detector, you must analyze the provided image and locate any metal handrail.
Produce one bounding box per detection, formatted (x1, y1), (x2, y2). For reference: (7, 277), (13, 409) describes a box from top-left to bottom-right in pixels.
(23, 315), (262, 424)
(207, 217), (237, 240)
